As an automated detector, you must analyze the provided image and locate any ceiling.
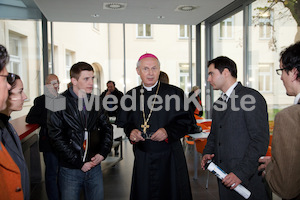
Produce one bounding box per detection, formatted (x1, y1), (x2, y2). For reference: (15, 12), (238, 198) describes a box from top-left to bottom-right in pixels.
(30, 0), (235, 25)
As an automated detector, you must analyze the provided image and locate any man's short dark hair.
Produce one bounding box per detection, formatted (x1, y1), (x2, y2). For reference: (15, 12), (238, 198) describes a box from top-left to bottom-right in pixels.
(107, 80), (115, 86)
(0, 45), (9, 72)
(207, 56), (237, 78)
(70, 62), (94, 80)
(280, 41), (300, 80)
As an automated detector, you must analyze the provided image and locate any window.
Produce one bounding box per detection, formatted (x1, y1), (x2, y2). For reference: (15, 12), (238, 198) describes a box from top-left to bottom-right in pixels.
(179, 63), (190, 94)
(258, 10), (273, 39)
(8, 37), (22, 75)
(8, 31), (30, 101)
(179, 25), (189, 39)
(219, 16), (234, 39)
(258, 63), (272, 93)
(48, 47), (53, 74)
(212, 11), (243, 102)
(249, 0), (296, 120)
(65, 51), (73, 80)
(137, 24), (152, 38)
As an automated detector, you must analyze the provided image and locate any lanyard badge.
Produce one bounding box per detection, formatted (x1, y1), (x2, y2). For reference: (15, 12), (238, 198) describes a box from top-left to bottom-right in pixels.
(82, 129), (89, 162)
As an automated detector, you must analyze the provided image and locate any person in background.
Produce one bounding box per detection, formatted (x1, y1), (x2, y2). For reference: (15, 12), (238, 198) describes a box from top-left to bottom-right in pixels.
(0, 71), (30, 200)
(100, 80), (124, 118)
(258, 42), (300, 200)
(201, 56), (270, 200)
(116, 53), (194, 200)
(26, 74), (60, 200)
(159, 71), (169, 84)
(48, 62), (113, 200)
(100, 80), (123, 156)
(188, 85), (203, 118)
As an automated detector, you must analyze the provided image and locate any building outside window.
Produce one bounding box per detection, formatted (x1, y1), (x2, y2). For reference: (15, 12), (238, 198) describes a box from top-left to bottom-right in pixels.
(258, 63), (272, 93)
(212, 11), (243, 102)
(65, 51), (73, 80)
(248, 0), (295, 120)
(48, 47), (53, 74)
(8, 37), (22, 76)
(259, 10), (273, 39)
(137, 24), (152, 38)
(220, 16), (234, 39)
(179, 63), (190, 94)
(179, 25), (189, 39)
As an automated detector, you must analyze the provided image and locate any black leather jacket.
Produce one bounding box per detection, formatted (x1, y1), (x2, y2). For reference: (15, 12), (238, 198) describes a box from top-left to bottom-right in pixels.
(48, 88), (113, 169)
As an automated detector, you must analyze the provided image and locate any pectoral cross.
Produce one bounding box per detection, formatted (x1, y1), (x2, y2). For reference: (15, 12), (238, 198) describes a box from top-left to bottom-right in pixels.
(141, 121), (150, 133)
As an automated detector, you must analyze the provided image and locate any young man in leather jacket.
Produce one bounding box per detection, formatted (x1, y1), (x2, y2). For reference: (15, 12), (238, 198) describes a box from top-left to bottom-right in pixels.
(48, 62), (113, 200)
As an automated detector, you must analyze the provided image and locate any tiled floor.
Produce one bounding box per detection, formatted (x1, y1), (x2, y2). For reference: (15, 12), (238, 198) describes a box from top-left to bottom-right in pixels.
(30, 138), (280, 200)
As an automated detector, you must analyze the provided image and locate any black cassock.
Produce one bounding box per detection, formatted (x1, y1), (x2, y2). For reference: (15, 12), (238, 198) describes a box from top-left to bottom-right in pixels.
(116, 82), (194, 200)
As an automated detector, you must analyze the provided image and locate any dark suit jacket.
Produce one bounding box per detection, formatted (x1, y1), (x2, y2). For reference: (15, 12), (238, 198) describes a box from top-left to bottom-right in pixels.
(0, 119), (30, 200)
(203, 82), (270, 200)
(26, 95), (52, 152)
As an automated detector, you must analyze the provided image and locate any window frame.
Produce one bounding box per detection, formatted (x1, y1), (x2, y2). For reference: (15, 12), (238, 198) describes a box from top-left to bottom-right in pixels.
(219, 16), (234, 39)
(258, 10), (273, 40)
(65, 50), (73, 80)
(258, 63), (273, 93)
(179, 25), (189, 39)
(136, 24), (152, 38)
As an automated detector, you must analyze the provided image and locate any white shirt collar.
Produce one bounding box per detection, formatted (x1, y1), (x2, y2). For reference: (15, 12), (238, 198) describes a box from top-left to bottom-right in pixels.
(294, 93), (300, 104)
(222, 81), (238, 102)
(143, 81), (158, 91)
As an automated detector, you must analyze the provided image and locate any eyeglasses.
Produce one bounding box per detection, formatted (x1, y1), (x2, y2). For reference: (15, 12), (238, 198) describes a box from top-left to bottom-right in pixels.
(276, 68), (287, 76)
(0, 73), (16, 84)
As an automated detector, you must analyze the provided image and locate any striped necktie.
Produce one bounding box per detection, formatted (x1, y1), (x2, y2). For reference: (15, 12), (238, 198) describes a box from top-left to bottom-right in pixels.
(221, 93), (228, 102)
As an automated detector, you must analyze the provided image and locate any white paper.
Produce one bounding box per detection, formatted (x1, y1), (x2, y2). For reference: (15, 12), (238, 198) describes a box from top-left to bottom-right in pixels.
(206, 161), (251, 199)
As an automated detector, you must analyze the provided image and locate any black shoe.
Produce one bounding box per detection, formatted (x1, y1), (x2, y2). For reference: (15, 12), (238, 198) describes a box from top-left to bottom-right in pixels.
(115, 152), (119, 156)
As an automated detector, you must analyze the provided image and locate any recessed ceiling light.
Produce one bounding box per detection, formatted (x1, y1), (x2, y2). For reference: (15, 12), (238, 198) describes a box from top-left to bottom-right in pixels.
(157, 16), (165, 19)
(175, 5), (198, 12)
(103, 2), (127, 10)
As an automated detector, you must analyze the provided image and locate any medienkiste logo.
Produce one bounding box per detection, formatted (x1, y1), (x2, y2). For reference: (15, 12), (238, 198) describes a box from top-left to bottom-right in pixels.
(45, 85), (257, 113)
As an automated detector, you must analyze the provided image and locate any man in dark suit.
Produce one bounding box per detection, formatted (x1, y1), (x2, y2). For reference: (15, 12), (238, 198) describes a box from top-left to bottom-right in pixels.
(201, 56), (270, 200)
(26, 74), (60, 200)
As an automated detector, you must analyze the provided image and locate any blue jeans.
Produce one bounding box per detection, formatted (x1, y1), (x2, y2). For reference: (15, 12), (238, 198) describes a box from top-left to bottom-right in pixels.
(43, 151), (60, 200)
(59, 164), (104, 200)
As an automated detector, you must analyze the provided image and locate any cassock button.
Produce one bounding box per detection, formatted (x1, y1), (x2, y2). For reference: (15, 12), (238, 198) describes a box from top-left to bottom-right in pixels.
(220, 125), (222, 128)
(219, 160), (222, 163)
(15, 187), (22, 192)
(218, 142), (221, 146)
